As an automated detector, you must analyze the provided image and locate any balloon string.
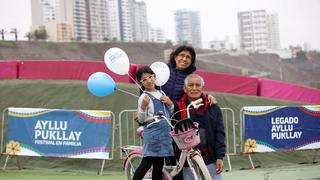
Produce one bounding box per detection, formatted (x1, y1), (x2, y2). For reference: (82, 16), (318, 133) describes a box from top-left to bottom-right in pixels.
(127, 74), (144, 92)
(117, 88), (139, 98)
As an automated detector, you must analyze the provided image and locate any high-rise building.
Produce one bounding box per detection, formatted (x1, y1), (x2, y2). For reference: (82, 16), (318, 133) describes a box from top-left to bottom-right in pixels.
(85, 0), (108, 42)
(31, 0), (56, 25)
(267, 14), (281, 50)
(72, 0), (88, 41)
(106, 0), (121, 41)
(133, 1), (148, 42)
(174, 9), (202, 48)
(106, 0), (148, 42)
(238, 10), (281, 52)
(118, 0), (134, 41)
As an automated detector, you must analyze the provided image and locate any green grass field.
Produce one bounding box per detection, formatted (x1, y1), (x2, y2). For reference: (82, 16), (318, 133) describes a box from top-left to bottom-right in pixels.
(1, 163), (319, 180)
(0, 169), (124, 180)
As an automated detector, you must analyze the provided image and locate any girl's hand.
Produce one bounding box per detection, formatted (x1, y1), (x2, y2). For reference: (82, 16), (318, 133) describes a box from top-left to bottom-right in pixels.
(160, 95), (173, 107)
(207, 94), (217, 105)
(141, 95), (150, 110)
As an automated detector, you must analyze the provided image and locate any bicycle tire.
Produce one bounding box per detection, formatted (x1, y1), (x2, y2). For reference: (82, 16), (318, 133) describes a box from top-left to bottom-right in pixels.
(189, 154), (212, 180)
(124, 153), (169, 180)
(124, 153), (145, 180)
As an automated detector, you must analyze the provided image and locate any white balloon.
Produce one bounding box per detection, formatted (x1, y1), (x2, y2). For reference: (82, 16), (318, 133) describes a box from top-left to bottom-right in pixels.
(150, 61), (170, 86)
(104, 47), (130, 75)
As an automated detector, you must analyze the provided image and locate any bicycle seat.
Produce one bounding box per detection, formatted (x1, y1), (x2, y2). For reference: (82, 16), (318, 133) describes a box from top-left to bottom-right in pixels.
(173, 118), (196, 134)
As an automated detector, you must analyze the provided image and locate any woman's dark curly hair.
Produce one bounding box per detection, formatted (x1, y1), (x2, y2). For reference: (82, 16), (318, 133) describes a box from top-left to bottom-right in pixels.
(168, 45), (197, 74)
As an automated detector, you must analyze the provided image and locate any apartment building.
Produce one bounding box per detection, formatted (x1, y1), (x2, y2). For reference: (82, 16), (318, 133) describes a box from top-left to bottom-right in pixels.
(31, 0), (148, 42)
(31, 0), (94, 42)
(174, 9), (202, 48)
(238, 10), (281, 52)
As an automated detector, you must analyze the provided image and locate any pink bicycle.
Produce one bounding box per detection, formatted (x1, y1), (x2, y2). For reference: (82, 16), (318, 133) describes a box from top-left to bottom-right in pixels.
(121, 99), (212, 180)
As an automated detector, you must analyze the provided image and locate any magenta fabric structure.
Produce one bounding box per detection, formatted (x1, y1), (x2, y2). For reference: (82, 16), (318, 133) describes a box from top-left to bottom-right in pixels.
(129, 63), (151, 83)
(2, 60), (320, 104)
(195, 70), (259, 96)
(0, 60), (19, 79)
(18, 60), (136, 83)
(259, 79), (320, 104)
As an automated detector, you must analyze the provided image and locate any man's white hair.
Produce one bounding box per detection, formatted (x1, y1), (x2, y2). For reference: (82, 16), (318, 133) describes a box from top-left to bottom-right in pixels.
(184, 74), (205, 87)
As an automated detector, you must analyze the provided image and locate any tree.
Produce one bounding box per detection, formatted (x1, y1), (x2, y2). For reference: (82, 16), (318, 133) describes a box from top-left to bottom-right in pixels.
(103, 36), (109, 42)
(1, 29), (5, 40)
(25, 32), (32, 41)
(165, 40), (173, 46)
(29, 26), (48, 41)
(34, 27), (48, 40)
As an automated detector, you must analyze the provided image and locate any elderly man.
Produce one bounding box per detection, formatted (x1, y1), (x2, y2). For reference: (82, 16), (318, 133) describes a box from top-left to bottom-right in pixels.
(172, 74), (226, 180)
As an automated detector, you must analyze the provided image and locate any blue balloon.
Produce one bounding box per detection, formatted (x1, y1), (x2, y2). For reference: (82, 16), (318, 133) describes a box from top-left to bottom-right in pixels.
(87, 72), (116, 97)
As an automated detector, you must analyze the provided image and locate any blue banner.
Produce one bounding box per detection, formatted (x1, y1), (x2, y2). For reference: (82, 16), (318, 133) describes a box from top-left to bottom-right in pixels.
(6, 108), (113, 159)
(243, 105), (320, 153)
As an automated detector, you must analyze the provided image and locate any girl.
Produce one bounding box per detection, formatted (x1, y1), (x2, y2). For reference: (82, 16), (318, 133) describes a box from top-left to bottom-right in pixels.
(133, 66), (174, 180)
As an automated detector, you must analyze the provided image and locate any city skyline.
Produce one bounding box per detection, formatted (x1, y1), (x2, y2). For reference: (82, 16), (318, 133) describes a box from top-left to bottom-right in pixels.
(142, 0), (320, 50)
(0, 0), (320, 50)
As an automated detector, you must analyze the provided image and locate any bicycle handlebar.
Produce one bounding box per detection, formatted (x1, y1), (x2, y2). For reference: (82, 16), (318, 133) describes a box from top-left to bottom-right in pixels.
(144, 98), (203, 128)
(190, 98), (203, 108)
(186, 98), (203, 118)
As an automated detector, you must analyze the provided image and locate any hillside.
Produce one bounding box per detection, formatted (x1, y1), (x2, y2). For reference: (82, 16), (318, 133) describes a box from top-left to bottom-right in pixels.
(1, 41), (320, 88)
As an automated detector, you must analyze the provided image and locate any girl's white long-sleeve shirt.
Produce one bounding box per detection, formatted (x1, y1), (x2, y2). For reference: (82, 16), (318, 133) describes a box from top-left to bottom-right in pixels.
(137, 90), (174, 124)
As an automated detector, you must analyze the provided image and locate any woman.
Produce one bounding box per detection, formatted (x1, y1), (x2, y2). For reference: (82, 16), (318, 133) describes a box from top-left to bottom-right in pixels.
(161, 45), (197, 103)
(162, 45), (216, 104)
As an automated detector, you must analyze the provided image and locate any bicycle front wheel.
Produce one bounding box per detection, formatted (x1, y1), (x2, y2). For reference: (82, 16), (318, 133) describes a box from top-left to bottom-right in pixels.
(189, 154), (212, 180)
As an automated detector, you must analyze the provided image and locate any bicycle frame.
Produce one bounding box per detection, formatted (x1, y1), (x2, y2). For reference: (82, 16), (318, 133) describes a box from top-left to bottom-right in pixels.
(165, 147), (203, 178)
(121, 145), (143, 170)
(122, 144), (204, 179)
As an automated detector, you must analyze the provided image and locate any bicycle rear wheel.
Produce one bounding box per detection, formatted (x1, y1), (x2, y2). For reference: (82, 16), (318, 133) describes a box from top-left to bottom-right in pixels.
(124, 153), (146, 180)
(189, 154), (212, 180)
(124, 153), (169, 180)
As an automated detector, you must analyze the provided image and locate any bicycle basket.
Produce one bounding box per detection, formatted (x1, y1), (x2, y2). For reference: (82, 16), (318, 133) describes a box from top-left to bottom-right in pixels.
(169, 118), (200, 150)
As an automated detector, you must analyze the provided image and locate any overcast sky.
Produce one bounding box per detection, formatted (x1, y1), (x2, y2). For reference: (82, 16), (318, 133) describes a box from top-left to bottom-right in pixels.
(1, 0), (319, 50)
